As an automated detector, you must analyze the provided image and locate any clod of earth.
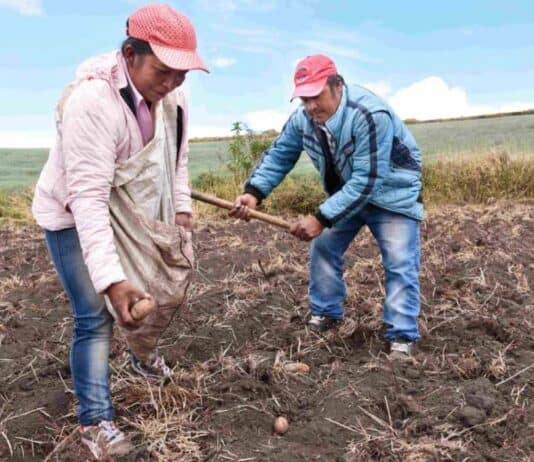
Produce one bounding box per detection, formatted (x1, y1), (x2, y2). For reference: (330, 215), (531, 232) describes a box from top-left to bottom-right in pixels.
(458, 406), (487, 427)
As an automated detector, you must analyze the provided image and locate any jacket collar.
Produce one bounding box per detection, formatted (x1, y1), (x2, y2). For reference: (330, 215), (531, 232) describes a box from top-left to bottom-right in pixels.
(322, 84), (347, 138)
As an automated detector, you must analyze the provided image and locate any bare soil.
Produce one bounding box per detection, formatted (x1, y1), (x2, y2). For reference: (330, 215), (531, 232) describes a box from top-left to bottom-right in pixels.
(0, 201), (533, 461)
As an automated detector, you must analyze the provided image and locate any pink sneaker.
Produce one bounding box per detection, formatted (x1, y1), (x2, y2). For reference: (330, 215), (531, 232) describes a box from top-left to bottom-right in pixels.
(131, 353), (172, 379)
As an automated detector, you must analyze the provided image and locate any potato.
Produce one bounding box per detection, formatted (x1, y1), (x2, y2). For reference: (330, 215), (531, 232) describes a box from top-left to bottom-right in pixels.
(283, 362), (310, 374)
(273, 416), (288, 435)
(130, 297), (156, 321)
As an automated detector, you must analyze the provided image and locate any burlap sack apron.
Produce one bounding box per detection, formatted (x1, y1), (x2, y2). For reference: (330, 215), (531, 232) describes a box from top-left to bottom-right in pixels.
(104, 95), (193, 363)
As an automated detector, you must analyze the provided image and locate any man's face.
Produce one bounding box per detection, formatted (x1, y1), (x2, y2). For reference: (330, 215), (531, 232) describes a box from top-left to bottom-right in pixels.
(300, 82), (342, 124)
(124, 46), (187, 103)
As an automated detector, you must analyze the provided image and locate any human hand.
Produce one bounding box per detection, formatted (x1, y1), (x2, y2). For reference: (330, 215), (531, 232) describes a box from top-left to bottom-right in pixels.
(229, 193), (258, 221)
(105, 280), (149, 329)
(175, 212), (193, 232)
(289, 215), (324, 241)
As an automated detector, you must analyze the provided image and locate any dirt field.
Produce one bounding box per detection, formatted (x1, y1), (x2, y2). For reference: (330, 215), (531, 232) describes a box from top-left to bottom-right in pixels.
(1, 201), (533, 461)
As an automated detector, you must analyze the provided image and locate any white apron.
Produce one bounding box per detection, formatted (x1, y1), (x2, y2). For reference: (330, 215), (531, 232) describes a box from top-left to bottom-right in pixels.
(105, 95), (193, 363)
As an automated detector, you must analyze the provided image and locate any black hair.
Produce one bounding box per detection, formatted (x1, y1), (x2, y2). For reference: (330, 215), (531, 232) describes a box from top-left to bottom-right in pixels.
(326, 74), (345, 91)
(121, 29), (153, 56)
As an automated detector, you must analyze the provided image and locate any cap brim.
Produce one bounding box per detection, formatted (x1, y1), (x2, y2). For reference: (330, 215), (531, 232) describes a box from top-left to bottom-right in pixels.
(151, 43), (209, 73)
(290, 78), (327, 102)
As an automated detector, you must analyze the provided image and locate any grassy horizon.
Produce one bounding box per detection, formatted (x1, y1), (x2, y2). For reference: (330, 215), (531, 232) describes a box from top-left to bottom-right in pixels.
(1, 112), (533, 224)
(2, 151), (533, 226)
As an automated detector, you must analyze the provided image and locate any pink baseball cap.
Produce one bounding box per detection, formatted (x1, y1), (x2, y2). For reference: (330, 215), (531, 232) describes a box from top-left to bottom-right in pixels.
(290, 54), (337, 101)
(127, 4), (209, 73)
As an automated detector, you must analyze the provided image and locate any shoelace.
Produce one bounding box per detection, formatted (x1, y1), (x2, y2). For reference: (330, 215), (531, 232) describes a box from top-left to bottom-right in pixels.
(153, 356), (170, 374)
(98, 421), (122, 442)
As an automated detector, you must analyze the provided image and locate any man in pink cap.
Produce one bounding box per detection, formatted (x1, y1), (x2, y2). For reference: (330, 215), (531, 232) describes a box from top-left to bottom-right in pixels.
(32, 4), (207, 459)
(232, 55), (423, 360)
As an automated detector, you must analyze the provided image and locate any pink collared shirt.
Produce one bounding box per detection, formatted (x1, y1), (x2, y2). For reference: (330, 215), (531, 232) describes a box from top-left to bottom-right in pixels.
(121, 56), (154, 146)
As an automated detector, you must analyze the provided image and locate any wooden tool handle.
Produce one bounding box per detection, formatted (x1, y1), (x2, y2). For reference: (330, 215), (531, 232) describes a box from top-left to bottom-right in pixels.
(191, 190), (291, 230)
(130, 297), (156, 321)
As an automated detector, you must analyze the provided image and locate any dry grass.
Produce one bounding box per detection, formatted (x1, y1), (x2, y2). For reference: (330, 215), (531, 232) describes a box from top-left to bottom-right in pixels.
(0, 188), (33, 224)
(422, 151), (534, 205)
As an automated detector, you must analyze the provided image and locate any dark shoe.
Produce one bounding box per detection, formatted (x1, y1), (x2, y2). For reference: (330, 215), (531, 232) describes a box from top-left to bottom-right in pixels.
(307, 315), (340, 332)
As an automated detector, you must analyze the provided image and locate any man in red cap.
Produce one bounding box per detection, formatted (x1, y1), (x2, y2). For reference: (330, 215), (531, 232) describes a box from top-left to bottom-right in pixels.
(32, 4), (207, 459)
(232, 55), (423, 360)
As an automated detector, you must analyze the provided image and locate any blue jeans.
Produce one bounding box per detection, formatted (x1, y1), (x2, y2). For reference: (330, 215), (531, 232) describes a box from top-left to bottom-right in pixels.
(309, 205), (421, 342)
(45, 228), (114, 426)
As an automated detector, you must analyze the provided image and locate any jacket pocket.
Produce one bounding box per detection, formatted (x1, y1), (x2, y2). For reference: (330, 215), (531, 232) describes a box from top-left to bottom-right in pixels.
(391, 137), (421, 172)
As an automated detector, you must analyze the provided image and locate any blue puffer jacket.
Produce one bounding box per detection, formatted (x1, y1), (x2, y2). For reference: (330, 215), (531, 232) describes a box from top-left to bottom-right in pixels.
(244, 84), (424, 225)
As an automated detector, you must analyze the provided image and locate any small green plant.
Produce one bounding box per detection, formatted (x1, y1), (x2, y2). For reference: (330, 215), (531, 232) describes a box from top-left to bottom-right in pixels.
(227, 122), (273, 182)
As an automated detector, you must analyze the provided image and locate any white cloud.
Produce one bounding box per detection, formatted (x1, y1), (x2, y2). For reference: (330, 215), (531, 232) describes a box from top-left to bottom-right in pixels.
(389, 77), (470, 120)
(0, 126), (233, 146)
(387, 76), (534, 120)
(242, 110), (289, 132)
(362, 81), (392, 98)
(188, 125), (232, 139)
(212, 57), (237, 68)
(0, 0), (43, 15)
(497, 102), (534, 113)
(0, 130), (54, 148)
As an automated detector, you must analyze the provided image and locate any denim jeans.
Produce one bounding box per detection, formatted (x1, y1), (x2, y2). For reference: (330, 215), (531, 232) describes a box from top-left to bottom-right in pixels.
(45, 228), (114, 426)
(309, 205), (421, 342)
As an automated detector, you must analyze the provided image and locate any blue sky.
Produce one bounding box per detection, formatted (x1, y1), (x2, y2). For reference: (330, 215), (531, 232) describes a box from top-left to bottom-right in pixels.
(1, 0), (533, 147)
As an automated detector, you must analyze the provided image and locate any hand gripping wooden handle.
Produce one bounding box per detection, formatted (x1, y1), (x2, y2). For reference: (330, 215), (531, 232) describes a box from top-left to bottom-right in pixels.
(130, 297), (157, 321)
(191, 190), (290, 230)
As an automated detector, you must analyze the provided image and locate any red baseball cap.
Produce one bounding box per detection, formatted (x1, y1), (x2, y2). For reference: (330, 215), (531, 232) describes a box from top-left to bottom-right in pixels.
(290, 54), (337, 101)
(127, 4), (209, 73)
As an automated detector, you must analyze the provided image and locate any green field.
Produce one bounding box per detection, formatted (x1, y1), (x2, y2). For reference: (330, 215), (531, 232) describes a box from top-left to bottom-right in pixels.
(2, 113), (534, 191)
(409, 113), (534, 160)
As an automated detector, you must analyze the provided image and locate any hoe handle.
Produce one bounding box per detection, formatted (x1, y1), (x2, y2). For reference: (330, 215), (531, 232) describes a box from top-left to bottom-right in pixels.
(191, 190), (291, 230)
